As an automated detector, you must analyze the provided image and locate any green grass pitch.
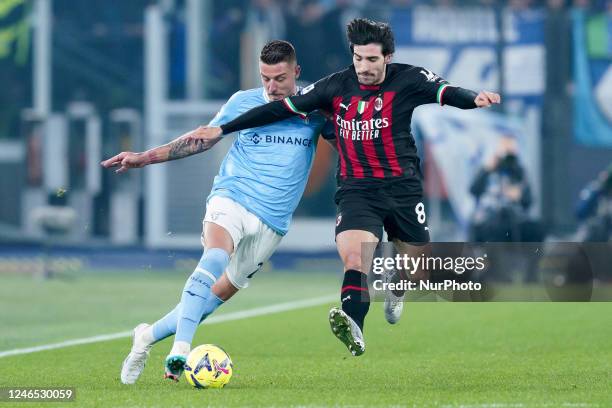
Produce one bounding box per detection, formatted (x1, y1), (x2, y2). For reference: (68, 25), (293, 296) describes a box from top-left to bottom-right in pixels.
(1, 270), (611, 407)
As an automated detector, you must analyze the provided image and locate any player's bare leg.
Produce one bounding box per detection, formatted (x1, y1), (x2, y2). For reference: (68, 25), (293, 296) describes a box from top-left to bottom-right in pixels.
(329, 230), (378, 356)
(383, 241), (431, 324)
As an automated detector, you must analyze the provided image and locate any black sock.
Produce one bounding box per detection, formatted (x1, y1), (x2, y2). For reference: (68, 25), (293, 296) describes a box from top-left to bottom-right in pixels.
(340, 269), (370, 331)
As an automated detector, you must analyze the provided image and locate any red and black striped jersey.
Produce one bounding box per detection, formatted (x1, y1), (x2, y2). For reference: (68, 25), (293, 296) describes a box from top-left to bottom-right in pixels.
(283, 63), (451, 187)
(219, 63), (478, 187)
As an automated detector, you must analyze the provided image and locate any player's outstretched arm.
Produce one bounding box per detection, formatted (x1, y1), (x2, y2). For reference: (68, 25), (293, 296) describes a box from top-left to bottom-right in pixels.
(191, 84), (328, 139)
(188, 78), (333, 141)
(440, 87), (501, 109)
(185, 101), (296, 141)
(100, 126), (222, 173)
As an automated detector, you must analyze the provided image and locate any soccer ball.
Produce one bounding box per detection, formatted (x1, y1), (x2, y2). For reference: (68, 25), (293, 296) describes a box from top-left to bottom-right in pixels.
(184, 344), (233, 389)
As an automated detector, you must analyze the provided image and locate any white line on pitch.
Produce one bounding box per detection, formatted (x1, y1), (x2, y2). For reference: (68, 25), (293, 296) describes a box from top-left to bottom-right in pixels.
(0, 294), (336, 359)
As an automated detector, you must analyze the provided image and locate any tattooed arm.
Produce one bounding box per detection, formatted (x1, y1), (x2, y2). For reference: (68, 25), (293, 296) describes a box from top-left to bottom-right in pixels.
(100, 126), (222, 173)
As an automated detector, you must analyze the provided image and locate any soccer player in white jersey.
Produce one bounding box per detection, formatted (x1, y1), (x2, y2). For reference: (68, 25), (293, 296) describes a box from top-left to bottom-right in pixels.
(101, 41), (332, 383)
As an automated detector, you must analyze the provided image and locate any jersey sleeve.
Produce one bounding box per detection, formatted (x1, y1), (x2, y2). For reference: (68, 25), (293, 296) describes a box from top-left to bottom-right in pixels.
(208, 91), (244, 131)
(408, 66), (450, 106)
(282, 73), (338, 118)
(219, 74), (340, 135)
(407, 66), (478, 109)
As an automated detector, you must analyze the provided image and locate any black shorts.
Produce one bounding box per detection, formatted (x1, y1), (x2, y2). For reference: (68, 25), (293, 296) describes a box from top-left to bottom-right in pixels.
(334, 179), (430, 243)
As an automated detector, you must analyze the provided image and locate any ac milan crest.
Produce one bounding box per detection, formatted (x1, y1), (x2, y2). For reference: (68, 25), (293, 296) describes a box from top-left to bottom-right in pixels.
(374, 97), (383, 112)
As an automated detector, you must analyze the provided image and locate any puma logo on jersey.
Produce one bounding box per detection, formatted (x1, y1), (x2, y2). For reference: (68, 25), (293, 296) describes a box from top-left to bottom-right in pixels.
(419, 69), (439, 82)
(339, 102), (351, 111)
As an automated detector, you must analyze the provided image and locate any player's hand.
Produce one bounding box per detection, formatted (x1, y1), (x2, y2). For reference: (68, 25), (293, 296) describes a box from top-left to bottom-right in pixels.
(474, 91), (501, 108)
(100, 151), (148, 174)
(187, 126), (223, 141)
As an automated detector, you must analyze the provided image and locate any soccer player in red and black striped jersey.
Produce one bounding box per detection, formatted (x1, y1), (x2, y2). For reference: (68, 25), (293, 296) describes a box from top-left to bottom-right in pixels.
(191, 19), (501, 356)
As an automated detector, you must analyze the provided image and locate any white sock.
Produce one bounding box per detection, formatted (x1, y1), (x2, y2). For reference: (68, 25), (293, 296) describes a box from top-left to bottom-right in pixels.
(170, 341), (190, 357)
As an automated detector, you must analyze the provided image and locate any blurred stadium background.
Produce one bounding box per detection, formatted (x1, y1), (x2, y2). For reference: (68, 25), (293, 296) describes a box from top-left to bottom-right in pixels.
(1, 0), (611, 280)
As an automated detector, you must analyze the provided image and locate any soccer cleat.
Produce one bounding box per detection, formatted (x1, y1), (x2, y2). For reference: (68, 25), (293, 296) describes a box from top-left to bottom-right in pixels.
(382, 269), (405, 324)
(384, 292), (404, 324)
(328, 307), (365, 356)
(164, 355), (187, 382)
(120, 323), (153, 385)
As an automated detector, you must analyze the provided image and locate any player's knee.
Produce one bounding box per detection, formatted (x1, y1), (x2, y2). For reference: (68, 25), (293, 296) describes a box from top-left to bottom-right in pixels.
(203, 222), (234, 253)
(342, 251), (363, 271)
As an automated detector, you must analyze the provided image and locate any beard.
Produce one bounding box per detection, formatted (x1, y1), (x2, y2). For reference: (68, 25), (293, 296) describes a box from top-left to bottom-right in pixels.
(358, 73), (380, 84)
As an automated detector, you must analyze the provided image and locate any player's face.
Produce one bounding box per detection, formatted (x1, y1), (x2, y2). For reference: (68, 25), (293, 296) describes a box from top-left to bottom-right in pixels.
(259, 61), (300, 101)
(353, 44), (392, 85)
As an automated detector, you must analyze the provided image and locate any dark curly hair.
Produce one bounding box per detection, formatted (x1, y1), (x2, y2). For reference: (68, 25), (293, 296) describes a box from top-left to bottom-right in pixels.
(346, 18), (395, 56)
